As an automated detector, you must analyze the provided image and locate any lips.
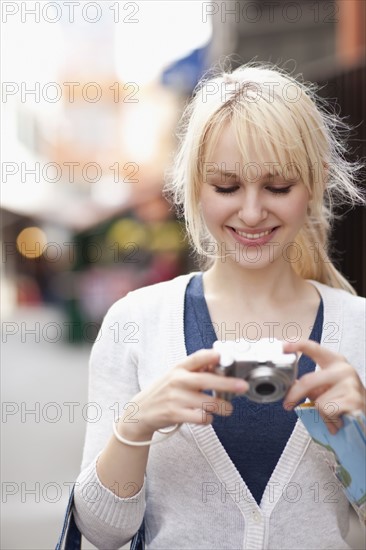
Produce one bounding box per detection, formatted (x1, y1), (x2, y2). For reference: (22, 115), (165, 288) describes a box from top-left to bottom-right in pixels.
(233, 228), (274, 239)
(228, 226), (279, 246)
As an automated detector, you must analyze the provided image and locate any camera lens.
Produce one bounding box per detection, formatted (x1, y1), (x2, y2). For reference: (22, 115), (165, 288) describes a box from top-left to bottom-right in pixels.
(256, 382), (275, 396)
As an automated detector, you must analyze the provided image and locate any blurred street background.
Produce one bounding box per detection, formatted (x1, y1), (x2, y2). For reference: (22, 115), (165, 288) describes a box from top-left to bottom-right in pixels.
(1, 1), (365, 548)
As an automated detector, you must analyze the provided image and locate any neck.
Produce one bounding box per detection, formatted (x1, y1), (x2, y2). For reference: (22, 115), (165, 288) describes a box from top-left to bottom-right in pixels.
(203, 258), (309, 310)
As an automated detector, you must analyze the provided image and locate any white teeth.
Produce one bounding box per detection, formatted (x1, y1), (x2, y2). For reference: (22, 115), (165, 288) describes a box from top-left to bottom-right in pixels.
(235, 228), (272, 239)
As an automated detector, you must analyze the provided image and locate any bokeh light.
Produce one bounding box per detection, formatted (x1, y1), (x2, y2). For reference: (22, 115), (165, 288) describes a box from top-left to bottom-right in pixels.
(16, 226), (48, 259)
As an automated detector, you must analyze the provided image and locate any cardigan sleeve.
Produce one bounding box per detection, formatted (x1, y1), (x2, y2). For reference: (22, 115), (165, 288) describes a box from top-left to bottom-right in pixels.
(73, 294), (146, 548)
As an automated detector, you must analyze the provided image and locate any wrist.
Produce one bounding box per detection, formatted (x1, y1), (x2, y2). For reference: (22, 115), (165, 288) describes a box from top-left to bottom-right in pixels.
(113, 417), (181, 448)
(116, 416), (155, 443)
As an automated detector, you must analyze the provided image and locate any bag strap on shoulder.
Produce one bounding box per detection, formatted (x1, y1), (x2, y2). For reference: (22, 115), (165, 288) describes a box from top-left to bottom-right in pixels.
(55, 486), (81, 550)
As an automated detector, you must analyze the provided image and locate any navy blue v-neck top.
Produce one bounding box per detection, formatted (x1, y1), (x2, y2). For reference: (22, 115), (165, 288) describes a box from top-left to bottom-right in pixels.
(184, 273), (324, 505)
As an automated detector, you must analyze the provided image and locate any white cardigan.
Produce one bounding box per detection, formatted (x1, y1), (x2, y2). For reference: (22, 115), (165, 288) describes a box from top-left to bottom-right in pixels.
(74, 273), (365, 549)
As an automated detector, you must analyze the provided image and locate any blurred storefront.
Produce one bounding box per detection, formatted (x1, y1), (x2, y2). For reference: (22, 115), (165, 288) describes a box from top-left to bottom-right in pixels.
(1, 2), (212, 336)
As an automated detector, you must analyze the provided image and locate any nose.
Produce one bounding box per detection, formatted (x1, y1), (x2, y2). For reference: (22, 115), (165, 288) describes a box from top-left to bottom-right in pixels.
(238, 190), (268, 226)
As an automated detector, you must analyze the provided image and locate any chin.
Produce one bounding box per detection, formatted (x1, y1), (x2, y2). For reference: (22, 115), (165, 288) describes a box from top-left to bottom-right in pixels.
(224, 251), (280, 270)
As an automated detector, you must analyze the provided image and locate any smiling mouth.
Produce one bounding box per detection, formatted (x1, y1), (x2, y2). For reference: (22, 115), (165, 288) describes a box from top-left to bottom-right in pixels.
(231, 227), (278, 239)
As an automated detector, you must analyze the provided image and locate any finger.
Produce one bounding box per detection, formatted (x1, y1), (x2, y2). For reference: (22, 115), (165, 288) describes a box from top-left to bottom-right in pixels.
(200, 399), (234, 420)
(293, 381), (364, 434)
(317, 395), (343, 424)
(313, 394), (346, 434)
(317, 385), (366, 420)
(177, 349), (220, 372)
(176, 371), (248, 394)
(185, 403), (236, 425)
(167, 387), (234, 417)
(328, 419), (343, 435)
(282, 340), (346, 370)
(283, 365), (346, 409)
(313, 401), (344, 434)
(181, 409), (214, 425)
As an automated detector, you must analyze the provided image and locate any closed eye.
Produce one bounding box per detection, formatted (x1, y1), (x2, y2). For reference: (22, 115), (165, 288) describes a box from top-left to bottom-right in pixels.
(212, 185), (293, 195)
(267, 186), (292, 195)
(213, 185), (240, 195)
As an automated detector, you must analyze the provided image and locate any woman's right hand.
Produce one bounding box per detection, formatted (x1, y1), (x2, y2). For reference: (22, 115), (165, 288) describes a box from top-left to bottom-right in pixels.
(116, 349), (248, 442)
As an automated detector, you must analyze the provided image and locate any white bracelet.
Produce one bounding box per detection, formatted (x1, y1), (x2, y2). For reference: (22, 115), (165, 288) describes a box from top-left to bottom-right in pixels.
(157, 424), (181, 435)
(112, 418), (181, 447)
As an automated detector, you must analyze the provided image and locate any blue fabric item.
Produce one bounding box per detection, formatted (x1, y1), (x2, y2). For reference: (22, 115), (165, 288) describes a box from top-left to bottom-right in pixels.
(184, 273), (323, 505)
(161, 43), (211, 94)
(55, 486), (82, 550)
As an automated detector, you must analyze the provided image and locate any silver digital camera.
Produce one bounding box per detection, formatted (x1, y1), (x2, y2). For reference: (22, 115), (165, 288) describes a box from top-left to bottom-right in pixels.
(213, 338), (298, 403)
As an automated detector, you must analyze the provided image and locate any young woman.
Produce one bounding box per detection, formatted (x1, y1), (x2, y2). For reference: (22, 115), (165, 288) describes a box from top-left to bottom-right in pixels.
(73, 63), (365, 549)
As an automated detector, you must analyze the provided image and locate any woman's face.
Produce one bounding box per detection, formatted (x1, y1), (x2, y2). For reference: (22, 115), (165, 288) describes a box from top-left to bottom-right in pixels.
(199, 123), (310, 270)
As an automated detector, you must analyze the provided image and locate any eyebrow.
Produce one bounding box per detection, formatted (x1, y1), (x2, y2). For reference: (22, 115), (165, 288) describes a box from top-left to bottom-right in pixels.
(206, 170), (238, 178)
(205, 170), (282, 180)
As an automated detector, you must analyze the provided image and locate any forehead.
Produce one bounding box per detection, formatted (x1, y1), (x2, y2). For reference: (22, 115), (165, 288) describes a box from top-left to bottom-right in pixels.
(207, 123), (271, 165)
(204, 121), (288, 180)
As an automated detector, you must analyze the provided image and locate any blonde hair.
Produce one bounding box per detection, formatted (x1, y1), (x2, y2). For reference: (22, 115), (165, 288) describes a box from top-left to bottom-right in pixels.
(165, 61), (365, 294)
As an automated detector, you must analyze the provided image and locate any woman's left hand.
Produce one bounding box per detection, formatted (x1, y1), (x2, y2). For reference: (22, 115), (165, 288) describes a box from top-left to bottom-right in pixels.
(282, 340), (366, 434)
